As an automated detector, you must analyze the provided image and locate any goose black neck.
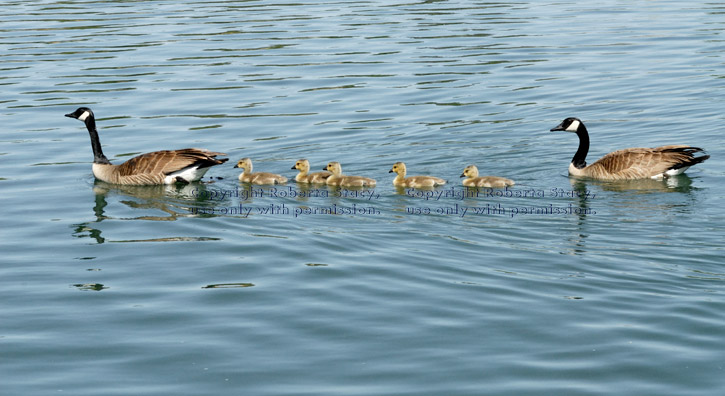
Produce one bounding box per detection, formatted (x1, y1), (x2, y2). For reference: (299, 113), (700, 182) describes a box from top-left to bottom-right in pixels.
(572, 124), (589, 169)
(85, 117), (111, 165)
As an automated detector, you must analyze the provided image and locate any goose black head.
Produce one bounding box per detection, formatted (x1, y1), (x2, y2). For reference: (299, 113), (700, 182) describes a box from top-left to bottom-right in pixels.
(550, 117), (583, 133)
(65, 107), (94, 122)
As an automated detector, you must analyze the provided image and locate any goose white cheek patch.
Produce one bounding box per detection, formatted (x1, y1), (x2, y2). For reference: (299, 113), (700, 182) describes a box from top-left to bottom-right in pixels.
(566, 119), (580, 132)
(78, 111), (90, 121)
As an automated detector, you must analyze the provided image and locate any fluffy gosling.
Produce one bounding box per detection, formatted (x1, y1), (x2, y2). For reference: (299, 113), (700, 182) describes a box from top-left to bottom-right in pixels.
(324, 161), (376, 187)
(389, 162), (446, 188)
(460, 164), (514, 188)
(234, 157), (287, 185)
(292, 159), (331, 184)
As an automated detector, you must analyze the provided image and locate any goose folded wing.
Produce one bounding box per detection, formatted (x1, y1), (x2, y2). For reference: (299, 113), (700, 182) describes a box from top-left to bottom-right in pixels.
(590, 146), (699, 179)
(117, 148), (228, 176)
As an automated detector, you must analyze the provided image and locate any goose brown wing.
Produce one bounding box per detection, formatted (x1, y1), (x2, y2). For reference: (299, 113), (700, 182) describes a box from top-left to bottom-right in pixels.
(117, 148), (228, 177)
(589, 146), (705, 179)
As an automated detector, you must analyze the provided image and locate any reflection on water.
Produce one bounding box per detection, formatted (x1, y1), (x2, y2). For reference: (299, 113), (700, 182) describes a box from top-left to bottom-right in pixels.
(92, 179), (225, 218)
(72, 283), (107, 291)
(110, 236), (221, 243)
(3, 1), (724, 396)
(202, 283), (255, 289)
(571, 175), (699, 220)
(562, 175), (699, 255)
(570, 174), (696, 194)
(562, 179), (592, 255)
(72, 180), (231, 243)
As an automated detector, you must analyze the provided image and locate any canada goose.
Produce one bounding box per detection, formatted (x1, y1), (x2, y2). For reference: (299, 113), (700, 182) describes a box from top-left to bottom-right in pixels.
(234, 157), (287, 184)
(65, 107), (228, 185)
(292, 159), (331, 184)
(550, 117), (710, 180)
(460, 165), (514, 188)
(323, 161), (376, 187)
(389, 162), (446, 188)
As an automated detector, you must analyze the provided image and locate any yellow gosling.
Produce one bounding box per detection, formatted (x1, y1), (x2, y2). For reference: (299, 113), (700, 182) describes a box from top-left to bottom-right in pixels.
(460, 164), (514, 188)
(292, 159), (331, 184)
(389, 162), (446, 188)
(234, 157), (287, 185)
(323, 161), (376, 187)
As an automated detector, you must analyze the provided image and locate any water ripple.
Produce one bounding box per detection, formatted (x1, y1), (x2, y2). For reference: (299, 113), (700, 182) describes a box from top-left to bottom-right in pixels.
(2, 1), (725, 396)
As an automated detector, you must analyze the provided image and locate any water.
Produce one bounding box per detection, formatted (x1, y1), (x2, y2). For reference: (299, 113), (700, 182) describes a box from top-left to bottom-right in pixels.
(2, 1), (724, 395)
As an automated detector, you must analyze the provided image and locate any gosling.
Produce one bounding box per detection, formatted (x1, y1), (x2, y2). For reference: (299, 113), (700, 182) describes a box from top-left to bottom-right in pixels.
(234, 157), (287, 185)
(292, 159), (331, 184)
(389, 162), (446, 188)
(460, 164), (514, 188)
(323, 161), (376, 187)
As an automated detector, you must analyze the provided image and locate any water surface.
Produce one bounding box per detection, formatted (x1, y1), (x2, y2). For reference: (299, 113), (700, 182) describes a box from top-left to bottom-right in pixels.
(1, 1), (724, 395)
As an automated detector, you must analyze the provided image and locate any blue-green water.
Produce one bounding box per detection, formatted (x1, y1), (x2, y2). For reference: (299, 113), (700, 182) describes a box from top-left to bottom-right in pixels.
(2, 1), (724, 395)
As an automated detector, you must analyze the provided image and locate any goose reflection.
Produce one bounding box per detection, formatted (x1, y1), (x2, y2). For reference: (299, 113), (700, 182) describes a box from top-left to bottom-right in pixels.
(563, 174), (699, 255)
(71, 180), (230, 244)
(575, 174), (695, 194)
(91, 180), (209, 221)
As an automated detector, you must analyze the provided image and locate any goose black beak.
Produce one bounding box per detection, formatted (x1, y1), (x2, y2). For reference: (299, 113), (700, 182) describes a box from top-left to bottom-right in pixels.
(64, 113), (75, 119)
(550, 122), (566, 132)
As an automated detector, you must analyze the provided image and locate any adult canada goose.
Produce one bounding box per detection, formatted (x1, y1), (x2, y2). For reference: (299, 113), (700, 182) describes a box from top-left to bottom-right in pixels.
(323, 161), (376, 187)
(291, 159), (331, 184)
(550, 117), (710, 180)
(460, 165), (514, 188)
(234, 157), (287, 185)
(389, 162), (446, 188)
(65, 107), (228, 185)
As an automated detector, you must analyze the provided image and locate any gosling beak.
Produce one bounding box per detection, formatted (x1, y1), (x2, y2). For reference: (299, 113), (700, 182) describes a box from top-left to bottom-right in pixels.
(459, 173), (465, 178)
(388, 169), (394, 173)
(322, 166), (328, 171)
(233, 164), (239, 168)
(291, 165), (297, 170)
